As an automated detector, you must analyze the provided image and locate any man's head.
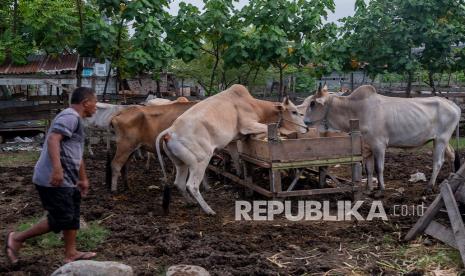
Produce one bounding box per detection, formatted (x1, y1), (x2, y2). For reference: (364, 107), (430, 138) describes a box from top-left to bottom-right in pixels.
(70, 87), (97, 118)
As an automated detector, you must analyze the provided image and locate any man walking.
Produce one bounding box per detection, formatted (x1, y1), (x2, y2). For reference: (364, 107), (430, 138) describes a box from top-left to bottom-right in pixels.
(5, 87), (98, 264)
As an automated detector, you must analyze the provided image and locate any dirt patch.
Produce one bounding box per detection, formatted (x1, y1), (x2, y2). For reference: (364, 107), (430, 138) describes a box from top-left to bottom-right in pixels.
(0, 145), (464, 275)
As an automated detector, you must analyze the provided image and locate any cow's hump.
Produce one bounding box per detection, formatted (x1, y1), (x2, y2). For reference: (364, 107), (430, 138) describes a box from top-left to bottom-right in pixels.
(226, 84), (252, 98)
(348, 85), (377, 100)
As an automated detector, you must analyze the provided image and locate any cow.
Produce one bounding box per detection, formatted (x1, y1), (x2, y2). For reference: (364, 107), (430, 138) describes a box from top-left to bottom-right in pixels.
(156, 84), (308, 215)
(146, 97), (189, 106)
(303, 84), (461, 194)
(109, 101), (198, 192)
(83, 102), (136, 155)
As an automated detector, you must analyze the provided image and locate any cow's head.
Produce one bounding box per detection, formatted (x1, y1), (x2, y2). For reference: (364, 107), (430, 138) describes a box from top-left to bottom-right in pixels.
(303, 84), (330, 127)
(278, 97), (308, 134)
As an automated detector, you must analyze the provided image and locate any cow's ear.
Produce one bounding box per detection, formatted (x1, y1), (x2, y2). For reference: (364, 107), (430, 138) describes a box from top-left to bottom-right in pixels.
(282, 96), (289, 105)
(322, 84), (328, 93)
(275, 103), (285, 111)
(315, 97), (327, 105)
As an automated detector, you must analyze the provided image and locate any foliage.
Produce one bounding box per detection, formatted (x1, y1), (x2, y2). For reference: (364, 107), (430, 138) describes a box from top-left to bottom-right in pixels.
(17, 217), (109, 250)
(237, 0), (336, 98)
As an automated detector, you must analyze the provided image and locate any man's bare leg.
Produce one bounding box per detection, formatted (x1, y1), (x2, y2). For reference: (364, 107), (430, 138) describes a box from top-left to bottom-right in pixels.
(63, 229), (96, 263)
(7, 219), (50, 263)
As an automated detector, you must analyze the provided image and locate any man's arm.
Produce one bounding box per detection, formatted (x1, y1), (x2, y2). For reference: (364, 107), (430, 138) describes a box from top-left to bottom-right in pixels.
(48, 132), (64, 187)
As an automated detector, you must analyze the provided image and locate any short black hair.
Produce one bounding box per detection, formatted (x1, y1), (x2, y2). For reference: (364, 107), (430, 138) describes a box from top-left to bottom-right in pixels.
(70, 87), (96, 104)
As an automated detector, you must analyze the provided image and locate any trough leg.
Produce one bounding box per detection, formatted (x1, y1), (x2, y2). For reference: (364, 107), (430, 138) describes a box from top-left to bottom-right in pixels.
(429, 139), (448, 191)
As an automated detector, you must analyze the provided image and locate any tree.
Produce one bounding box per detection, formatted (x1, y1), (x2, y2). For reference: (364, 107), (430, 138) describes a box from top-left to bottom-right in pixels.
(79, 0), (173, 97)
(239, 0), (336, 100)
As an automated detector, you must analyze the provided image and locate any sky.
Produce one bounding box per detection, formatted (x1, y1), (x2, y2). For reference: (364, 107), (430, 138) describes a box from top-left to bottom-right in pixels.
(168, 0), (357, 25)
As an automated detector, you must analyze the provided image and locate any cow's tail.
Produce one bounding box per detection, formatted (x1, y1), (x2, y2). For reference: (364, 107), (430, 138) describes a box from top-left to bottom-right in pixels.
(105, 150), (112, 191)
(155, 128), (171, 213)
(454, 121), (461, 172)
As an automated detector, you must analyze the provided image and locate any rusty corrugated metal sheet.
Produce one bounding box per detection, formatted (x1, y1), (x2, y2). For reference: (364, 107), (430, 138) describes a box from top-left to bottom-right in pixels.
(0, 55), (45, 74)
(40, 54), (79, 72)
(0, 54), (79, 74)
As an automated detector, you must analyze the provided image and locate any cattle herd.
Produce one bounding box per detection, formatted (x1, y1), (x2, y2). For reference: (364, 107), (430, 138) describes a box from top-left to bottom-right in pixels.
(84, 83), (462, 214)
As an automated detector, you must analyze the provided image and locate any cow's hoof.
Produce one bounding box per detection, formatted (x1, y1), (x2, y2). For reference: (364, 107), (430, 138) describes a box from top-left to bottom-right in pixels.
(423, 187), (434, 195)
(373, 190), (384, 199)
(183, 201), (198, 208)
(363, 190), (376, 197)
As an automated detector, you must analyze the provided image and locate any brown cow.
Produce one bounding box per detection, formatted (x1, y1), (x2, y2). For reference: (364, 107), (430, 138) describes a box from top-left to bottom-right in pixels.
(109, 101), (197, 191)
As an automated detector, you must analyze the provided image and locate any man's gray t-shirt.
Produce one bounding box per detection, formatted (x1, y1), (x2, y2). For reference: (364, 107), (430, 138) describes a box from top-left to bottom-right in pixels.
(33, 108), (85, 187)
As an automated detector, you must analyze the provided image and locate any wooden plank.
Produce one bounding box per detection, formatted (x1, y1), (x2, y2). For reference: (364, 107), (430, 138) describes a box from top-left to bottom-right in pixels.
(239, 154), (272, 168)
(440, 182), (465, 264)
(0, 110), (55, 122)
(287, 169), (303, 192)
(268, 136), (362, 162)
(270, 169), (282, 193)
(267, 123), (279, 142)
(276, 187), (354, 197)
(271, 156), (363, 169)
(0, 77), (76, 85)
(455, 185), (465, 204)
(425, 220), (458, 250)
(405, 164), (465, 241)
(28, 95), (62, 102)
(239, 135), (362, 163)
(0, 103), (63, 115)
(207, 164), (273, 197)
(0, 125), (47, 132)
(319, 166), (327, 188)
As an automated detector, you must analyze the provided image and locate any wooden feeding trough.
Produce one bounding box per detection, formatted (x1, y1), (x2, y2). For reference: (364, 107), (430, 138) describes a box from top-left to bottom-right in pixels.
(208, 119), (363, 198)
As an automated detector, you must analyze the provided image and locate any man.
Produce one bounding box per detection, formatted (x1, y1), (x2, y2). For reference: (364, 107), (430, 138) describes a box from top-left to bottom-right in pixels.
(5, 87), (98, 264)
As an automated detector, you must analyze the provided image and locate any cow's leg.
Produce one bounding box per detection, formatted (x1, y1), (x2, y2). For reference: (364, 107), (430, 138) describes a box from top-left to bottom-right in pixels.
(428, 139), (447, 191)
(162, 143), (195, 203)
(111, 142), (137, 192)
(239, 122), (268, 136)
(173, 164), (196, 203)
(373, 148), (386, 191)
(186, 160), (216, 215)
(365, 155), (375, 191)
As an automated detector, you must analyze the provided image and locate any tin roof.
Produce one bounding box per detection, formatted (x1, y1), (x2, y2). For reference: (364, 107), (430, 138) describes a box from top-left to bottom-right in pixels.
(0, 54), (79, 75)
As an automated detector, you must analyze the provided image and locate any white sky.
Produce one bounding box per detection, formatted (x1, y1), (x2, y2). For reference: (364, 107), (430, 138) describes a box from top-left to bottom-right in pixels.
(168, 0), (357, 25)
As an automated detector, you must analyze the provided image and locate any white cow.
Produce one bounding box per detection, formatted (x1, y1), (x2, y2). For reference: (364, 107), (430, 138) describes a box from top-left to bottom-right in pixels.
(83, 102), (133, 155)
(146, 96), (189, 106)
(303, 84), (461, 193)
(156, 84), (307, 215)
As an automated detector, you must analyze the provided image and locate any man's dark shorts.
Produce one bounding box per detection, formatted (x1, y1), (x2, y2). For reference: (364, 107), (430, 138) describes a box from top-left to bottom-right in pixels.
(35, 185), (81, 233)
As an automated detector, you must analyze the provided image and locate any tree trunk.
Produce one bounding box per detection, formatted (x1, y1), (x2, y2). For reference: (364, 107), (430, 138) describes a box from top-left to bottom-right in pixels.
(13, 0), (18, 35)
(76, 0), (84, 35)
(209, 44), (219, 96)
(428, 71), (436, 95)
(156, 79), (161, 97)
(102, 64), (112, 101)
(279, 65), (284, 101)
(181, 78), (184, 96)
(448, 72), (452, 87)
(406, 71), (413, 98)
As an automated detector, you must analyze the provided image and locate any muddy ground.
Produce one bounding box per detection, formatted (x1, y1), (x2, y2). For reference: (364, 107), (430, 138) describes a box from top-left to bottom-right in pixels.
(0, 144), (464, 275)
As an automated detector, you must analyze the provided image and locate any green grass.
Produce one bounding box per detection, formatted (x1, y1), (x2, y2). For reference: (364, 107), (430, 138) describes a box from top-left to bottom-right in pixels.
(17, 217), (109, 250)
(0, 151), (40, 167)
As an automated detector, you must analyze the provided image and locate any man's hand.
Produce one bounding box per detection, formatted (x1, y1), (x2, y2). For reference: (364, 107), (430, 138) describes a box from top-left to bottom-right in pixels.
(77, 179), (90, 196)
(50, 167), (64, 187)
